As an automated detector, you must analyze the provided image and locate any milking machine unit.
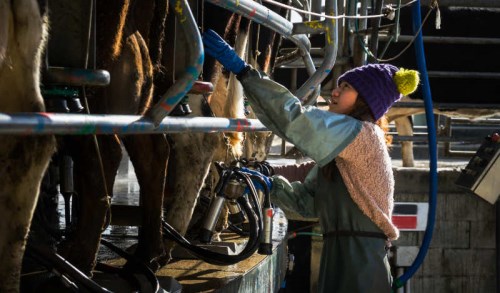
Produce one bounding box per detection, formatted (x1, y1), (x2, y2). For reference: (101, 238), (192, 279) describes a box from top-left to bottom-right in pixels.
(162, 160), (276, 264)
(200, 160), (275, 255)
(199, 164), (245, 244)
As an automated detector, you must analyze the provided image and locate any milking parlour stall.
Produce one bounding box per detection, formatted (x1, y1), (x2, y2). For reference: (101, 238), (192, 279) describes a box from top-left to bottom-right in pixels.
(0, 0), (499, 292)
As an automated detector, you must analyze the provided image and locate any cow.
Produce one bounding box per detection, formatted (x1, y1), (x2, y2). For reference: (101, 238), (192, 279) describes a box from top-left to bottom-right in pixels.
(0, 0), (56, 291)
(380, 5), (500, 166)
(37, 0), (280, 276)
(162, 2), (282, 261)
(162, 9), (250, 260)
(50, 0), (268, 274)
(56, 0), (170, 274)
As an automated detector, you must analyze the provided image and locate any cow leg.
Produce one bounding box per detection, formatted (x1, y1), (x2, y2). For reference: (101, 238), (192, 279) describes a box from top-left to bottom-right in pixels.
(0, 1), (55, 291)
(58, 29), (149, 272)
(244, 131), (273, 161)
(163, 132), (217, 261)
(58, 135), (122, 274)
(121, 134), (169, 270)
(395, 116), (415, 167)
(59, 6), (157, 272)
(0, 137), (55, 292)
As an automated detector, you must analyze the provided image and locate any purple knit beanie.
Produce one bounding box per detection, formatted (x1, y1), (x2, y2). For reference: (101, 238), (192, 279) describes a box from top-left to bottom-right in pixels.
(337, 64), (401, 121)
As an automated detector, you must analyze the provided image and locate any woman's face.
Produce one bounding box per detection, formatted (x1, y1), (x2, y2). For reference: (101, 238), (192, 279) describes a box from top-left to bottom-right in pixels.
(328, 81), (358, 115)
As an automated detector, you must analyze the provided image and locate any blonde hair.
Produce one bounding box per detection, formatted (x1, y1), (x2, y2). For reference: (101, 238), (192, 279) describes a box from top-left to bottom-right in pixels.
(376, 115), (393, 147)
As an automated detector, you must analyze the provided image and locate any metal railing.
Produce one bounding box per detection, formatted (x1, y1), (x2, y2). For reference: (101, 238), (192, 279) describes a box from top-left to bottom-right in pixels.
(2, 0), (341, 135)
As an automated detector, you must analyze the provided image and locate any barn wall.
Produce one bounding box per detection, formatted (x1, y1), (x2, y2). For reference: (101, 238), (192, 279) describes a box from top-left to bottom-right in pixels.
(393, 167), (496, 292)
(380, 6), (500, 104)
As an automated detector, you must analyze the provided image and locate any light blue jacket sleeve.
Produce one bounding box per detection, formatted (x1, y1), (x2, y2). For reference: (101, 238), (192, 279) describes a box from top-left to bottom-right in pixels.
(270, 166), (319, 219)
(239, 68), (362, 167)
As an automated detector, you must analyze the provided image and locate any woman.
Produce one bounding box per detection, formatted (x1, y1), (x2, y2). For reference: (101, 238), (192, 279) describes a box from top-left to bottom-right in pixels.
(203, 29), (419, 292)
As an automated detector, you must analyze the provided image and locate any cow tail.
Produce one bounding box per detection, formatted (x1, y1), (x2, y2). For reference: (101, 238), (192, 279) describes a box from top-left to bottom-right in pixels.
(0, 2), (10, 68)
(149, 0), (168, 70)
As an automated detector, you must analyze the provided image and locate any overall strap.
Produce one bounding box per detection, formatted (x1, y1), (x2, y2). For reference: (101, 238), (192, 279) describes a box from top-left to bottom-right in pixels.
(323, 230), (388, 240)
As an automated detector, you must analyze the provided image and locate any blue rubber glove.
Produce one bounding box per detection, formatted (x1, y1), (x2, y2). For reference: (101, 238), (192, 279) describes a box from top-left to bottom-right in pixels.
(202, 29), (248, 75)
(240, 167), (273, 194)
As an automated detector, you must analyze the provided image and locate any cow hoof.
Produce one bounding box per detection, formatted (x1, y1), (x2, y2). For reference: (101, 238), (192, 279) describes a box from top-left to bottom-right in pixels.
(124, 243), (169, 271)
(57, 240), (95, 276)
(122, 253), (168, 273)
(125, 243), (138, 254)
(146, 259), (162, 272)
(155, 253), (171, 268)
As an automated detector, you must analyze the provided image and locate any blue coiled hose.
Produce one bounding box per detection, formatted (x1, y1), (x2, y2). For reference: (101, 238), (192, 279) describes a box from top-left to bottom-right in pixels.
(393, 0), (438, 289)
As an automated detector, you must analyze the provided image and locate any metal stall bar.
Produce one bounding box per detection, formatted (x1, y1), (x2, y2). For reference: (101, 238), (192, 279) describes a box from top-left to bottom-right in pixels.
(2, 0), (341, 134)
(0, 113), (267, 135)
(386, 0), (500, 8)
(148, 0), (204, 125)
(206, 0), (338, 103)
(427, 71), (500, 79)
(291, 0), (339, 105)
(379, 35), (500, 45)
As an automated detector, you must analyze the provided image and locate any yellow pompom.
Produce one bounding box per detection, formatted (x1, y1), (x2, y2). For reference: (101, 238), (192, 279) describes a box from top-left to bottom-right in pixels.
(393, 68), (420, 96)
